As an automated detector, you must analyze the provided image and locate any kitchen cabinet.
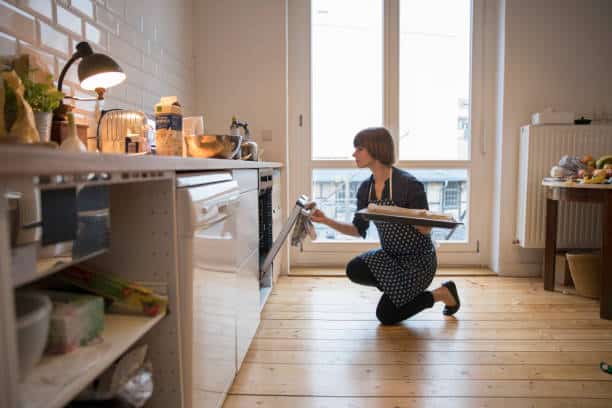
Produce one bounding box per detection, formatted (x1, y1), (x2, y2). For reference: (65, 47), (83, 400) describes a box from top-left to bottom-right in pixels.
(233, 169), (260, 370)
(3, 173), (181, 408)
(236, 249), (260, 368)
(0, 146), (282, 408)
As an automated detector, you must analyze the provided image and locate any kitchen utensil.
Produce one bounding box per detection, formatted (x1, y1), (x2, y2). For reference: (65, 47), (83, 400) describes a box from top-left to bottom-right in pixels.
(15, 292), (52, 380)
(184, 134), (242, 159)
(241, 139), (258, 161)
(230, 117), (258, 161)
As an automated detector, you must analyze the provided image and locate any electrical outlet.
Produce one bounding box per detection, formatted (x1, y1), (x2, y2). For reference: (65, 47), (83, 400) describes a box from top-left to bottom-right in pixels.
(262, 129), (273, 141)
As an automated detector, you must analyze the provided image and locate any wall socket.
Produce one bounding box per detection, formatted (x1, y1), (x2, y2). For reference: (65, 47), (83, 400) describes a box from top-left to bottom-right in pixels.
(262, 129), (273, 141)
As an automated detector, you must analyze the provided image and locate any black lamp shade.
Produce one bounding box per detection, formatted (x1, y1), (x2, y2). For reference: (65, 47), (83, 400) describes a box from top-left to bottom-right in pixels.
(78, 53), (126, 90)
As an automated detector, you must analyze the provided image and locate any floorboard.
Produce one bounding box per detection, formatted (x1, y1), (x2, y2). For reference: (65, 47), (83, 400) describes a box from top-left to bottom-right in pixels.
(224, 275), (612, 407)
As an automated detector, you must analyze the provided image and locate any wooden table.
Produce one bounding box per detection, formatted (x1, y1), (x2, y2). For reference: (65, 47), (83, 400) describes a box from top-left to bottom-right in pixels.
(542, 180), (612, 319)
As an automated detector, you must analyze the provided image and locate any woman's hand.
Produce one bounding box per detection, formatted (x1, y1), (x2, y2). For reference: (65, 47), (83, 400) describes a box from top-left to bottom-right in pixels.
(415, 225), (432, 235)
(310, 208), (328, 224)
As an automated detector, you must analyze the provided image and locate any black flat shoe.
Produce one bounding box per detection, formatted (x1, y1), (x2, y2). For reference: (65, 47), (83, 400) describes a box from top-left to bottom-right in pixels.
(442, 280), (461, 316)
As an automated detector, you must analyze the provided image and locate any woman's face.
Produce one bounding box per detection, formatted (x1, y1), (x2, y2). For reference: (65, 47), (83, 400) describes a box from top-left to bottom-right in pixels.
(353, 146), (374, 168)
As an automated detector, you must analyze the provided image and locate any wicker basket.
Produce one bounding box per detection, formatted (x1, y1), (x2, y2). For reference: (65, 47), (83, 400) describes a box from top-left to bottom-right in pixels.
(566, 253), (602, 299)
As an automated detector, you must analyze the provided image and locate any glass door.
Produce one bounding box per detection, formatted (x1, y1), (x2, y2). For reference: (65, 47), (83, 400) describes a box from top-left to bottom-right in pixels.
(288, 0), (490, 267)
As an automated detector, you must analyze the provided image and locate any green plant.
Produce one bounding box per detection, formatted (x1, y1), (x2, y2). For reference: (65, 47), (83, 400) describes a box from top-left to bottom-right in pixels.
(21, 72), (64, 112)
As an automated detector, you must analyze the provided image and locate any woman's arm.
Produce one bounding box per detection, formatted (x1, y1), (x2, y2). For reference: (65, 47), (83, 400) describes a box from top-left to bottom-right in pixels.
(311, 209), (361, 237)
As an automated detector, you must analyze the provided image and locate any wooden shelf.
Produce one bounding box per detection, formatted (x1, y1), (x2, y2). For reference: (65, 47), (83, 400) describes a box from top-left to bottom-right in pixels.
(13, 249), (108, 288)
(19, 313), (165, 408)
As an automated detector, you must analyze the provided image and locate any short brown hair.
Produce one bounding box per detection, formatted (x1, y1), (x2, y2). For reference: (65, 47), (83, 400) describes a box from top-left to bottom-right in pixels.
(353, 127), (396, 166)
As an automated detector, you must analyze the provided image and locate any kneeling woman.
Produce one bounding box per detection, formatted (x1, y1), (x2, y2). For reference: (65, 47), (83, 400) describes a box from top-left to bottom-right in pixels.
(311, 127), (460, 325)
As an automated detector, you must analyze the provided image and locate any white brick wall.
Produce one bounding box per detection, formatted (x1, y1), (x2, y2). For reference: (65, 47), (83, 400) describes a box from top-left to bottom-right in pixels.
(0, 0), (195, 124)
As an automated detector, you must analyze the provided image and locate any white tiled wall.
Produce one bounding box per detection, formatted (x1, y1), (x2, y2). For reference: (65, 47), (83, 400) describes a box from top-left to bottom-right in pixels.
(0, 0), (196, 123)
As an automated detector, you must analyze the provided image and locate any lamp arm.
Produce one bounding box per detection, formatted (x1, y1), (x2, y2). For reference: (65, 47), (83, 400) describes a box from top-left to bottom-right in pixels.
(57, 53), (81, 92)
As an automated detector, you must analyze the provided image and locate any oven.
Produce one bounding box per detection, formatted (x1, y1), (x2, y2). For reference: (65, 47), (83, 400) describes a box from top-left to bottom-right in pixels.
(258, 168), (273, 287)
(258, 168), (311, 288)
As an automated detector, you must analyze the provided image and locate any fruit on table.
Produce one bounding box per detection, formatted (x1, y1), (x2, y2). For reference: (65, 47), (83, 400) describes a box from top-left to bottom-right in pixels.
(578, 168), (594, 178)
(604, 163), (612, 170)
(593, 169), (608, 178)
(596, 155), (612, 169)
(583, 175), (607, 184)
(582, 155), (594, 163)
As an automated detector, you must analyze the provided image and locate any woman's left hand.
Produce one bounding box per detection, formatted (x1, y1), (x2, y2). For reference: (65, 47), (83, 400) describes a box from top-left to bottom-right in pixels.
(415, 225), (432, 235)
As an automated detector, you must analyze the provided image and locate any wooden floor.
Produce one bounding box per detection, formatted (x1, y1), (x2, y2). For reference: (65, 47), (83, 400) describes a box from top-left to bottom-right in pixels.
(224, 275), (612, 407)
(290, 267), (496, 277)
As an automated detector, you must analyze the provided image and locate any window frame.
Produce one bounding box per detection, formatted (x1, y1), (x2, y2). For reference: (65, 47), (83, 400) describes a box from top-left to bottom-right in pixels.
(287, 0), (494, 267)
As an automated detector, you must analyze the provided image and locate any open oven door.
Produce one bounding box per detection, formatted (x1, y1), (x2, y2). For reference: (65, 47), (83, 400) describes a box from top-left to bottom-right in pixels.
(260, 195), (311, 282)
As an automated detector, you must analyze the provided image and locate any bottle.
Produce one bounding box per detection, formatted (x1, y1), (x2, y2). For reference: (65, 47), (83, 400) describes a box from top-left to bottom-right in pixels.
(60, 112), (86, 152)
(155, 96), (183, 156)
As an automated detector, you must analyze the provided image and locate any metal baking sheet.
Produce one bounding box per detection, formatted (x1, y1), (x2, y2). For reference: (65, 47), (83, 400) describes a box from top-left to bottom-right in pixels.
(356, 209), (463, 229)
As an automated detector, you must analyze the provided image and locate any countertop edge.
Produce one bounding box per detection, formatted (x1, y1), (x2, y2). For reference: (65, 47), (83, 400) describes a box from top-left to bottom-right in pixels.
(0, 145), (282, 176)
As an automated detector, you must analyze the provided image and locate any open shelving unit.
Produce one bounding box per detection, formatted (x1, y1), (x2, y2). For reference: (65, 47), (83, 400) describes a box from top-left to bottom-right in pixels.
(2, 173), (184, 408)
(20, 313), (165, 408)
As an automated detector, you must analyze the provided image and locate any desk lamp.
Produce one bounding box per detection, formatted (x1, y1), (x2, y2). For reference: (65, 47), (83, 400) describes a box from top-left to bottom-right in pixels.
(53, 41), (126, 145)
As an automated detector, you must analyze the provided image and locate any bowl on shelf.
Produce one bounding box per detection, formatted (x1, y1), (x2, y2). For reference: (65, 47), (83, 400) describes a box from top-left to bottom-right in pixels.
(184, 134), (242, 159)
(15, 292), (52, 380)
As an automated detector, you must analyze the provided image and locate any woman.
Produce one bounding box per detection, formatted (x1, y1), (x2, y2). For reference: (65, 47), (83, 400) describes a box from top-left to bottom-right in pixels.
(311, 127), (460, 325)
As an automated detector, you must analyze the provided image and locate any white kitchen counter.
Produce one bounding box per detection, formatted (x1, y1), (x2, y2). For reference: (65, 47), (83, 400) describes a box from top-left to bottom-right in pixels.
(0, 145), (282, 176)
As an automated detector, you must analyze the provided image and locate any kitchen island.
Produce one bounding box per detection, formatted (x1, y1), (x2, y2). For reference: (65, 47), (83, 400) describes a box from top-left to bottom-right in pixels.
(0, 145), (283, 408)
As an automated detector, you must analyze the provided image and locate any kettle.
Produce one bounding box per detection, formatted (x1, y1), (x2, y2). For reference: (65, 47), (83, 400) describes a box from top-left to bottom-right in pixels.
(230, 116), (258, 161)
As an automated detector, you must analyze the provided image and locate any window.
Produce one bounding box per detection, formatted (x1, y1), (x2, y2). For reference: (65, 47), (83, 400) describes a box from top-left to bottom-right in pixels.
(289, 0), (489, 266)
(399, 0), (471, 161)
(312, 0), (383, 160)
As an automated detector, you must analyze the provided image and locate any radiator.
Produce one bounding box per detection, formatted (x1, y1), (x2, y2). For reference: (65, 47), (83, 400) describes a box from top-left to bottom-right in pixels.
(516, 124), (612, 249)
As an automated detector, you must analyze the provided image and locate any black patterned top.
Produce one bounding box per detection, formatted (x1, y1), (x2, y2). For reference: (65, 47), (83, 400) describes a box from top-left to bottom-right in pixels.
(352, 167), (429, 238)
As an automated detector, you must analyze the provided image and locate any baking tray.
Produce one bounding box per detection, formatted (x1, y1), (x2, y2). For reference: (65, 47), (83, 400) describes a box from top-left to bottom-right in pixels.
(356, 209), (463, 229)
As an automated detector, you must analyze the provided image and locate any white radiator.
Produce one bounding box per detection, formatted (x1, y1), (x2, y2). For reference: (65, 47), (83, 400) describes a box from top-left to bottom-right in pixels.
(516, 124), (612, 249)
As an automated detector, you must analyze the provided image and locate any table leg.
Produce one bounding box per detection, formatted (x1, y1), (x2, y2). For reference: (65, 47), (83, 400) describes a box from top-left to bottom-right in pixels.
(544, 198), (558, 291)
(601, 193), (612, 320)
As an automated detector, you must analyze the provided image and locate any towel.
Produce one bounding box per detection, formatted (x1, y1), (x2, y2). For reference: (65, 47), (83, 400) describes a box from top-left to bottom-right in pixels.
(290, 208), (317, 251)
